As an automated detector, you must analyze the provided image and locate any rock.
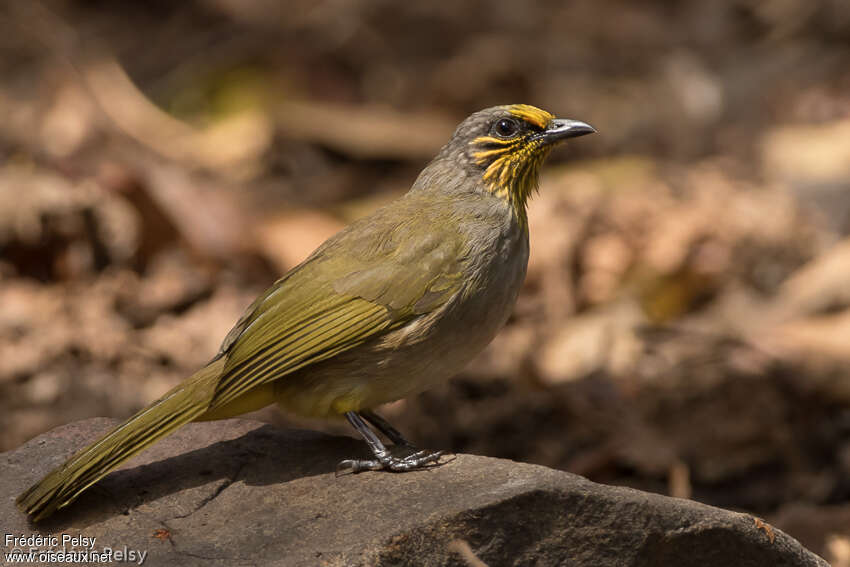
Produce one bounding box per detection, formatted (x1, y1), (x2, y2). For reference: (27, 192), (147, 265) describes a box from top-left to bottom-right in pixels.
(1, 418), (827, 567)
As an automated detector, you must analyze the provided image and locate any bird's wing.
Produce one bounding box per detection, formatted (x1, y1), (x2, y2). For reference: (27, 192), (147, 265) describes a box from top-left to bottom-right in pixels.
(207, 209), (465, 411)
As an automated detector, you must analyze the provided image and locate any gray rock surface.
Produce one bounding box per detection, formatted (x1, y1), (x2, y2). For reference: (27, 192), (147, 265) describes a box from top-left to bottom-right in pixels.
(1, 418), (827, 566)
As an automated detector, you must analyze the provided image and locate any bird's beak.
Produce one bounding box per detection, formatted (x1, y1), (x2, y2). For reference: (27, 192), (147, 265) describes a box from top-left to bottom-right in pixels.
(542, 119), (596, 145)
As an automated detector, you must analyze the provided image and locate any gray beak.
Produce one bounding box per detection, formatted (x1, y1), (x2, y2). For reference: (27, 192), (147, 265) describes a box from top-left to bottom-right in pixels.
(543, 119), (596, 144)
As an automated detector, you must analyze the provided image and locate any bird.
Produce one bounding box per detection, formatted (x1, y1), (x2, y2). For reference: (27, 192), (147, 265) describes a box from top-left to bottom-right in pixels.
(17, 104), (595, 521)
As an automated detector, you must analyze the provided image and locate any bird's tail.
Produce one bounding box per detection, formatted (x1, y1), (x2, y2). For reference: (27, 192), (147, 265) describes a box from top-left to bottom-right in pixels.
(16, 358), (225, 521)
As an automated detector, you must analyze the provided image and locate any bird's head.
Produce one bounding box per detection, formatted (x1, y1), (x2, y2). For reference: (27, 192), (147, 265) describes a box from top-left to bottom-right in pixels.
(416, 104), (595, 221)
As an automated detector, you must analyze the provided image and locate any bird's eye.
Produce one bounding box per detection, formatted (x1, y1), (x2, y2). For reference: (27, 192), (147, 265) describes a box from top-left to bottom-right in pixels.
(493, 118), (520, 138)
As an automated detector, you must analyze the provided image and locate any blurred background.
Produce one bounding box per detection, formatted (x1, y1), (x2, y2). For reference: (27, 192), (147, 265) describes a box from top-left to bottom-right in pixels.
(1, 0), (849, 560)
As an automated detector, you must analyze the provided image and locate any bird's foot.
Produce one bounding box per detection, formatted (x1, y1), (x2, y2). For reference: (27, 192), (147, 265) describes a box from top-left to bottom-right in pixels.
(336, 448), (449, 475)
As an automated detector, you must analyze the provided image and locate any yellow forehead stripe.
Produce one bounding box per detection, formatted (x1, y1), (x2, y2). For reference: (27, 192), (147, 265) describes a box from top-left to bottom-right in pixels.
(508, 104), (554, 129)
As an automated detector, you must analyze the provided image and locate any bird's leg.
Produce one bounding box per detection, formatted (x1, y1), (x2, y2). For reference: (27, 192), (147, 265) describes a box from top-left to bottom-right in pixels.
(337, 411), (445, 474)
(360, 409), (416, 448)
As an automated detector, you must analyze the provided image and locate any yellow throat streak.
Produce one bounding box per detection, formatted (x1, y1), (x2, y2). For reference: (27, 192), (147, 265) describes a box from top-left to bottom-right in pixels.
(470, 104), (555, 222)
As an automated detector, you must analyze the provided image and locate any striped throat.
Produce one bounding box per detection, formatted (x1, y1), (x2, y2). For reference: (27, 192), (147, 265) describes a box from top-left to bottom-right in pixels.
(470, 105), (555, 221)
(468, 104), (594, 223)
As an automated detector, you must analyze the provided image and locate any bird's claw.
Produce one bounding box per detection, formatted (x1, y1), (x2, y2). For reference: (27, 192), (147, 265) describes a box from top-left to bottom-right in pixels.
(336, 449), (448, 476)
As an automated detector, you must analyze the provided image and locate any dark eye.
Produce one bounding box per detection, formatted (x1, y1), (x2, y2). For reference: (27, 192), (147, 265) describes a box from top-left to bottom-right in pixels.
(493, 118), (520, 138)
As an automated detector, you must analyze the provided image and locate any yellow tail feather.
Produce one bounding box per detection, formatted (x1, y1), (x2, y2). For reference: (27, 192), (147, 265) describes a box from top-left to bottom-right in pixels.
(194, 381), (276, 421)
(16, 358), (225, 521)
